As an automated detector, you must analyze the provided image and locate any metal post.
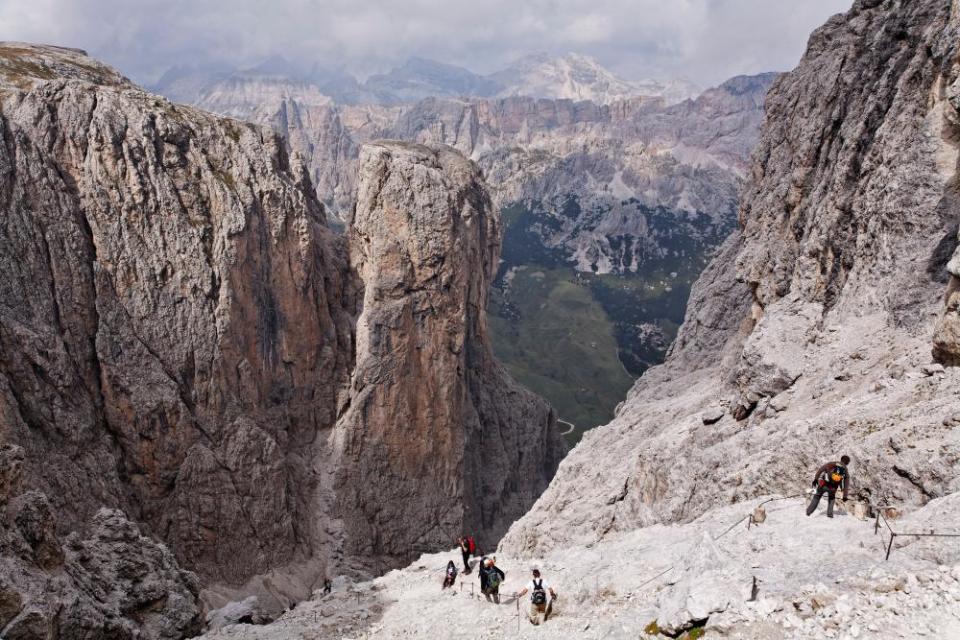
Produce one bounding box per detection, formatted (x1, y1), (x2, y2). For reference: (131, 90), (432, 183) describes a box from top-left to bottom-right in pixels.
(747, 514), (753, 530)
(356, 592), (360, 605)
(516, 596), (520, 633)
(875, 513), (880, 535)
(885, 533), (895, 561)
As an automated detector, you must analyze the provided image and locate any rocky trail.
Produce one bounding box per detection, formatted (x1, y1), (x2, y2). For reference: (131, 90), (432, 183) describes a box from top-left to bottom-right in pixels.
(199, 494), (960, 639)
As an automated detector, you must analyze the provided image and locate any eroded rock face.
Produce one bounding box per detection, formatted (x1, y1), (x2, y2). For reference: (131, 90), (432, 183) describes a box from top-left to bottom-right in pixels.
(736, 0), (959, 317)
(334, 142), (565, 569)
(933, 276), (960, 364)
(0, 444), (202, 639)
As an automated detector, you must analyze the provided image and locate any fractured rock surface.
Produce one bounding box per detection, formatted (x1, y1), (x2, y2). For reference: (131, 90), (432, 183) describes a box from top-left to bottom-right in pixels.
(0, 444), (202, 639)
(0, 42), (354, 592)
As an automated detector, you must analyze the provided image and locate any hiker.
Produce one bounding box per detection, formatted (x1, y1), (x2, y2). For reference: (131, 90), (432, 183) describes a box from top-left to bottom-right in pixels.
(458, 535), (476, 574)
(442, 560), (458, 589)
(322, 578), (332, 595)
(479, 556), (505, 604)
(806, 455), (850, 518)
(514, 567), (558, 625)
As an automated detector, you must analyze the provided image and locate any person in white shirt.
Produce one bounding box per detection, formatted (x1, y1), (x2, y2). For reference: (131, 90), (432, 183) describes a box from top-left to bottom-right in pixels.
(513, 568), (557, 625)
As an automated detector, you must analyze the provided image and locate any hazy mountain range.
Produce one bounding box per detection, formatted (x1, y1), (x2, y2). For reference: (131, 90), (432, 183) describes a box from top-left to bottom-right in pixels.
(152, 52), (702, 107)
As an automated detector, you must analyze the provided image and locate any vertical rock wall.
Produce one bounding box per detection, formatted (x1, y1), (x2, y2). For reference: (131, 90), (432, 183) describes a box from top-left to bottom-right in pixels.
(335, 142), (564, 569)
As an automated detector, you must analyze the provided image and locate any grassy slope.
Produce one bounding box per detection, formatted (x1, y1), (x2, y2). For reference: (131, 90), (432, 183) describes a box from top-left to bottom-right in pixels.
(488, 267), (634, 440)
(488, 200), (727, 444)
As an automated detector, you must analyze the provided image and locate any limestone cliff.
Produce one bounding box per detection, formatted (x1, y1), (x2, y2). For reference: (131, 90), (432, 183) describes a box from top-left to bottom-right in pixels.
(333, 142), (563, 570)
(501, 0), (960, 555)
(0, 42), (562, 636)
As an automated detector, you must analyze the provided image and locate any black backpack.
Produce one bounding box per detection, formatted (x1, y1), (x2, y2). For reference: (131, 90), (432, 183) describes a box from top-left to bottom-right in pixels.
(531, 579), (547, 605)
(487, 567), (502, 590)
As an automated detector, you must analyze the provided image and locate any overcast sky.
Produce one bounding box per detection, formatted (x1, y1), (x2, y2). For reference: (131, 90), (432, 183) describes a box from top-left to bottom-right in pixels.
(0, 0), (852, 87)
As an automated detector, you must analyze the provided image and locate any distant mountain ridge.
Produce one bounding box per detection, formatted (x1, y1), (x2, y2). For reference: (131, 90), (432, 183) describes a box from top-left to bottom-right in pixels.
(490, 52), (700, 105)
(152, 52), (701, 106)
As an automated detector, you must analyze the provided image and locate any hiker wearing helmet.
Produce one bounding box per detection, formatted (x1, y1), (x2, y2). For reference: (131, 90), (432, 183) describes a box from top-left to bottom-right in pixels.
(514, 567), (557, 625)
(806, 455), (851, 518)
(479, 556), (505, 604)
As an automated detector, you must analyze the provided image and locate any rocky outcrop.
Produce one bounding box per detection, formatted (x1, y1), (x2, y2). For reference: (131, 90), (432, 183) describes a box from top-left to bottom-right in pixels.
(333, 142), (564, 569)
(0, 42), (560, 633)
(0, 444), (202, 639)
(499, 0), (960, 555)
(933, 274), (960, 364)
(187, 71), (772, 419)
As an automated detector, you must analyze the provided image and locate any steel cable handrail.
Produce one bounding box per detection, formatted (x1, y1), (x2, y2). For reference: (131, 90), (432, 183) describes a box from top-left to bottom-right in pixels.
(873, 507), (960, 560)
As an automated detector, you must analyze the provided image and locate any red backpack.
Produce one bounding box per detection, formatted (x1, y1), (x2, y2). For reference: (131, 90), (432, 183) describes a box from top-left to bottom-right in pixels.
(467, 536), (476, 553)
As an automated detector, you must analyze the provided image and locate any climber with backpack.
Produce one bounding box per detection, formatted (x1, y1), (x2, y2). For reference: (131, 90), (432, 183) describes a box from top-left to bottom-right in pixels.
(479, 556), (505, 604)
(806, 455), (851, 518)
(514, 567), (557, 625)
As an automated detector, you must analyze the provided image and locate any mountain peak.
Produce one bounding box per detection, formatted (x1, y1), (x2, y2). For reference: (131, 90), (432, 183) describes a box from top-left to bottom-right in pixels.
(489, 52), (699, 105)
(0, 42), (128, 91)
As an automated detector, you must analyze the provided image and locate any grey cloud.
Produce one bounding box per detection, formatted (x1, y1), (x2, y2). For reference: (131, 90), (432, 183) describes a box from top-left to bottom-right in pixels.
(0, 0), (851, 86)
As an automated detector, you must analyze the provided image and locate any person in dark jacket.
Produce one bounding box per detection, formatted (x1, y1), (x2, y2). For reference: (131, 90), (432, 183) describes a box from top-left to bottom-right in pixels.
(806, 455), (850, 518)
(442, 560), (458, 589)
(457, 536), (471, 574)
(479, 557), (505, 604)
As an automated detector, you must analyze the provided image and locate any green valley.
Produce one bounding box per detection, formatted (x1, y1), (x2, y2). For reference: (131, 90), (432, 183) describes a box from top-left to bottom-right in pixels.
(487, 198), (731, 443)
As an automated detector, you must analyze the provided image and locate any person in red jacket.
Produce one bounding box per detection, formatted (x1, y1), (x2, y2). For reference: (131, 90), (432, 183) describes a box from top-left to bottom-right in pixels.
(806, 455), (851, 518)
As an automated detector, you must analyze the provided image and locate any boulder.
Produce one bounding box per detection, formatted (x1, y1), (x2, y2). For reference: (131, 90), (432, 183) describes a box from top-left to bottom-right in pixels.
(702, 407), (725, 425)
